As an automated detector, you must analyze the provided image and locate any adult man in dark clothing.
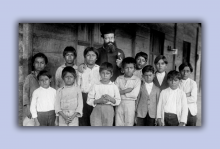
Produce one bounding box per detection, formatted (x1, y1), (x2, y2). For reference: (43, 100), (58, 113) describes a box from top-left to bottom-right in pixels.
(96, 24), (125, 81)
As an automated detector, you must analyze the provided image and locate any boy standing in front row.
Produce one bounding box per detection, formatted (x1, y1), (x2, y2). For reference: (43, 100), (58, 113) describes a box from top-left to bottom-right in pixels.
(30, 70), (56, 126)
(135, 65), (160, 126)
(87, 62), (121, 126)
(157, 70), (188, 126)
(115, 57), (141, 126)
(55, 67), (83, 126)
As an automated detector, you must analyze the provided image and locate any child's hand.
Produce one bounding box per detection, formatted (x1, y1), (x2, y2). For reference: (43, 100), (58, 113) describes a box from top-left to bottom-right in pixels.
(55, 116), (59, 126)
(34, 118), (40, 126)
(104, 94), (116, 104)
(78, 63), (86, 73)
(157, 118), (162, 126)
(186, 92), (191, 97)
(125, 88), (133, 93)
(26, 105), (32, 119)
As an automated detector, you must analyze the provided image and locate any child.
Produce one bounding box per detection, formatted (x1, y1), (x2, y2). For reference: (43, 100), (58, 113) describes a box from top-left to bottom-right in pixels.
(23, 52), (48, 125)
(133, 52), (148, 79)
(179, 62), (198, 126)
(135, 65), (160, 126)
(55, 46), (78, 89)
(157, 70), (188, 126)
(78, 47), (100, 126)
(87, 62), (121, 126)
(153, 55), (169, 91)
(115, 57), (141, 126)
(55, 67), (83, 126)
(30, 70), (56, 126)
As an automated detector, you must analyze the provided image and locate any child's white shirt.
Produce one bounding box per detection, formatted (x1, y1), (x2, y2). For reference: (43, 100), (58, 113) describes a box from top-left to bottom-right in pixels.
(30, 87), (56, 118)
(179, 78), (198, 115)
(145, 82), (153, 95)
(78, 64), (100, 93)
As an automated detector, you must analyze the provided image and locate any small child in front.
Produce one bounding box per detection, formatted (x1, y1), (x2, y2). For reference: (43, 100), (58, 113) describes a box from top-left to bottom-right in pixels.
(135, 65), (160, 126)
(87, 62), (121, 126)
(157, 70), (188, 126)
(30, 70), (56, 126)
(115, 57), (141, 126)
(179, 62), (198, 126)
(55, 66), (83, 126)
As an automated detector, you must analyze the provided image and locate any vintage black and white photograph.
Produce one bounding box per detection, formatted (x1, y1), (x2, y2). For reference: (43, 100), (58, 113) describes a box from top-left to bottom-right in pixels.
(18, 23), (202, 126)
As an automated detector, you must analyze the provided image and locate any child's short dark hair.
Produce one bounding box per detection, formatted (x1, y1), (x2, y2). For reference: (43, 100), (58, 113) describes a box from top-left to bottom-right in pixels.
(167, 70), (181, 81)
(37, 70), (52, 80)
(62, 66), (77, 79)
(83, 47), (99, 58)
(32, 52), (48, 65)
(99, 62), (113, 74)
(154, 55), (168, 65)
(121, 57), (136, 68)
(63, 46), (77, 58)
(179, 62), (193, 72)
(135, 52), (148, 62)
(142, 65), (155, 74)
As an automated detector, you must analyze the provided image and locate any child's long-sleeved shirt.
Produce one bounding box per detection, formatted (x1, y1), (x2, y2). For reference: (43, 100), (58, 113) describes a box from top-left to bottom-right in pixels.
(87, 81), (121, 107)
(30, 87), (56, 118)
(55, 85), (83, 117)
(157, 87), (188, 125)
(179, 78), (198, 116)
(78, 64), (100, 93)
(115, 75), (141, 101)
(23, 72), (39, 106)
(55, 64), (78, 89)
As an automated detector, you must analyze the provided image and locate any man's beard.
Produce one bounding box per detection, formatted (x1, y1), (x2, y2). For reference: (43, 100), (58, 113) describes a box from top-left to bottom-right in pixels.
(103, 41), (117, 53)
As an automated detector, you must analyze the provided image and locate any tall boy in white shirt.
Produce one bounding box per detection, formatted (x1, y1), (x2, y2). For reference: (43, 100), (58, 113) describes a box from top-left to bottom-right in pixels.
(30, 70), (56, 126)
(115, 57), (141, 126)
(157, 70), (188, 126)
(78, 47), (100, 126)
(179, 62), (198, 126)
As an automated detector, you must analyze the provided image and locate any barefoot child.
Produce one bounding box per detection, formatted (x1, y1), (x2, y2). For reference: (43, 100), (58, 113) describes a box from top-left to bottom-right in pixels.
(55, 67), (83, 126)
(30, 70), (56, 126)
(87, 62), (121, 126)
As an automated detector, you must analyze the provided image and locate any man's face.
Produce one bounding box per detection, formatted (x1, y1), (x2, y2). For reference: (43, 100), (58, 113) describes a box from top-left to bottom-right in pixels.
(103, 33), (116, 53)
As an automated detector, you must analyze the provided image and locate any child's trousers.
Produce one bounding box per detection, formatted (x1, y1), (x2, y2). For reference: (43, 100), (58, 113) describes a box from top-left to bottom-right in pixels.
(90, 104), (114, 126)
(164, 113), (179, 126)
(115, 100), (135, 126)
(136, 113), (156, 126)
(186, 109), (197, 126)
(37, 110), (55, 126)
(59, 110), (78, 126)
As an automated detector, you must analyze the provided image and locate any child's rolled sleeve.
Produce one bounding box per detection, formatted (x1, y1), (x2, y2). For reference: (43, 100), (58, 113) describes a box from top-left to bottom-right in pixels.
(30, 91), (38, 118)
(75, 88), (83, 117)
(87, 86), (97, 107)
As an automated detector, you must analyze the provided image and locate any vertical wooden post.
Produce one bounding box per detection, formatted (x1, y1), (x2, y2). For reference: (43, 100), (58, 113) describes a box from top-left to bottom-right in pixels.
(23, 23), (33, 77)
(173, 23), (177, 70)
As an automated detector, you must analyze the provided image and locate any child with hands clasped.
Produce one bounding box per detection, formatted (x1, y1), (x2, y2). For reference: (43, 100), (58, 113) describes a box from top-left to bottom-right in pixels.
(55, 67), (83, 126)
(30, 70), (56, 126)
(157, 70), (188, 126)
(87, 62), (121, 126)
(115, 57), (141, 126)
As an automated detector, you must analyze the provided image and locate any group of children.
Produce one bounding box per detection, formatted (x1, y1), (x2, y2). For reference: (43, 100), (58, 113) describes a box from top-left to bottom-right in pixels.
(23, 46), (198, 126)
